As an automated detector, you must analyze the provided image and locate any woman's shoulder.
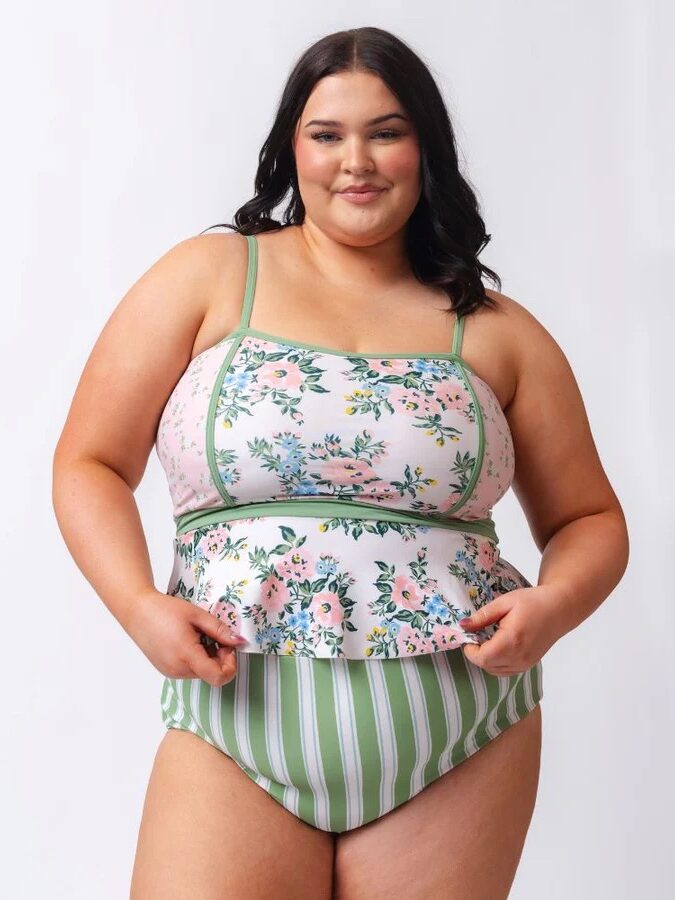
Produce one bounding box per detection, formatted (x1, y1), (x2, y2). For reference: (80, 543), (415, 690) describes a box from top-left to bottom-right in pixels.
(482, 288), (571, 378)
(461, 288), (572, 412)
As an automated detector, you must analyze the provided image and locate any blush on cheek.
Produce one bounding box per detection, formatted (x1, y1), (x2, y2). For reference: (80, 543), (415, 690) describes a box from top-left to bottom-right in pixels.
(294, 139), (334, 183)
(381, 144), (419, 181)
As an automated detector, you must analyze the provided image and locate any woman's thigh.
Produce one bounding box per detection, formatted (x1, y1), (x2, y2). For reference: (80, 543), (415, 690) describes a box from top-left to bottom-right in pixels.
(334, 702), (542, 900)
(130, 729), (335, 900)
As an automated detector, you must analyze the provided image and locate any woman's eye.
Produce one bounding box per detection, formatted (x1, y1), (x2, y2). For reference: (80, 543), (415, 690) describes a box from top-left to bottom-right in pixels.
(310, 132), (340, 143)
(310, 130), (402, 143)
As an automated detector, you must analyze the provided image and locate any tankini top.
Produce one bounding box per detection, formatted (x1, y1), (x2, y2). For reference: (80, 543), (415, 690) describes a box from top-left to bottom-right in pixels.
(155, 233), (533, 659)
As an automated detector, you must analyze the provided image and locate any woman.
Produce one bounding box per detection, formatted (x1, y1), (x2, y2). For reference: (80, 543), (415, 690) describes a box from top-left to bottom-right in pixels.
(52, 26), (628, 900)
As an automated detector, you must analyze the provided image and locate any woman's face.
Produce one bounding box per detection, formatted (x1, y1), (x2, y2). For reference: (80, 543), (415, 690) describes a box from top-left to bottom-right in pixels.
(292, 71), (421, 246)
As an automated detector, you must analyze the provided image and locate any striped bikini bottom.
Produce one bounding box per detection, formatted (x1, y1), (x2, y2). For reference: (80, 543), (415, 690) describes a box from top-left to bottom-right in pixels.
(160, 649), (543, 834)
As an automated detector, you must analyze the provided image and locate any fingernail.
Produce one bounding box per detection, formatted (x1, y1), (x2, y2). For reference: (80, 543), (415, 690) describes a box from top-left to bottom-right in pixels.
(233, 635), (249, 644)
(458, 618), (472, 626)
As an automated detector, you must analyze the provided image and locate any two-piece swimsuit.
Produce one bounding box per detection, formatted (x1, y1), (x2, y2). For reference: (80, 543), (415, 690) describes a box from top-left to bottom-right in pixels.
(154, 232), (543, 833)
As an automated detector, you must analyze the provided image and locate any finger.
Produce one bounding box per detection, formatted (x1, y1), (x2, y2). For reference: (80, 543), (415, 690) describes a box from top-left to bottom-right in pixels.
(192, 608), (249, 648)
(215, 644), (238, 670)
(185, 639), (237, 686)
(461, 642), (481, 664)
(459, 595), (513, 630)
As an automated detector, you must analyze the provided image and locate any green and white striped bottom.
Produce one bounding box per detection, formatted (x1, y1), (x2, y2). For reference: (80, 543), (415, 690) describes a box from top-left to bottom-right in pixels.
(160, 649), (543, 833)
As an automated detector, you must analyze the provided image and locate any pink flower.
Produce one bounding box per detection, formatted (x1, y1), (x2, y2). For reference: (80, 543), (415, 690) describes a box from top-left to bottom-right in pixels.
(209, 600), (229, 619)
(198, 525), (230, 562)
(478, 540), (498, 572)
(360, 481), (399, 500)
(369, 358), (409, 375)
(432, 623), (465, 649)
(256, 360), (303, 390)
(390, 387), (434, 416)
(437, 381), (471, 412)
(396, 624), (432, 655)
(320, 457), (378, 484)
(277, 548), (315, 581)
(438, 492), (464, 513)
(260, 573), (289, 614)
(408, 389), (442, 416)
(310, 590), (343, 626)
(392, 574), (422, 611)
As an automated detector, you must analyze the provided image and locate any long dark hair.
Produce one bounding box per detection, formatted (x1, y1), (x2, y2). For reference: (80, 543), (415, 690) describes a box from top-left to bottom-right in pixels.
(201, 26), (500, 317)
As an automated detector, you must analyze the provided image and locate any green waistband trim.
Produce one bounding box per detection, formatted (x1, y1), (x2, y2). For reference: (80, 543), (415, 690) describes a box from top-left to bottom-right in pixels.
(175, 498), (498, 543)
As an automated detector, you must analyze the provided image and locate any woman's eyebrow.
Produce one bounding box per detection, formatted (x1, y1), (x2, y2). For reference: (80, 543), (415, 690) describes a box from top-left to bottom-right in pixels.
(304, 113), (409, 128)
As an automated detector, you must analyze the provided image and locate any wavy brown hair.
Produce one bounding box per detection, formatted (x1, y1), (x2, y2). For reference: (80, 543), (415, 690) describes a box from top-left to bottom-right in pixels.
(201, 26), (501, 317)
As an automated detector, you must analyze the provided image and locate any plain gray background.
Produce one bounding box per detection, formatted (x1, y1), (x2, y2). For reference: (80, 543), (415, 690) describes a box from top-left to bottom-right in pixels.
(2, 1), (673, 897)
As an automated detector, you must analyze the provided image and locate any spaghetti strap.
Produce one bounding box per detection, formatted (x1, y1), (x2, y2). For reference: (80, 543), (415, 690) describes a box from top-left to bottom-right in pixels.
(451, 313), (464, 356)
(239, 234), (259, 329)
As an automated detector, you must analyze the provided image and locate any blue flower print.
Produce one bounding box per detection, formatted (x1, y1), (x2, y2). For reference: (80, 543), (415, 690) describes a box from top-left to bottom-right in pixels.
(425, 594), (450, 617)
(288, 610), (311, 631)
(411, 359), (442, 377)
(279, 457), (302, 475)
(280, 434), (301, 452)
(223, 370), (253, 390)
(296, 479), (319, 495)
(315, 557), (338, 576)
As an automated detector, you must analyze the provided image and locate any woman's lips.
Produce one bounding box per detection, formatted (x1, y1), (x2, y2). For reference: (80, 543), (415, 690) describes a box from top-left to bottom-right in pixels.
(337, 189), (386, 204)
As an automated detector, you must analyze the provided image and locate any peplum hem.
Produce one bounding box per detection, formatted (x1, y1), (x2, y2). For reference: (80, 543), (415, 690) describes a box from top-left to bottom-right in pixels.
(165, 514), (533, 659)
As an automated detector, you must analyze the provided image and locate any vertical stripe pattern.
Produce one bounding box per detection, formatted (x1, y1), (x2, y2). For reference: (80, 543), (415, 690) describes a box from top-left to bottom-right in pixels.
(160, 650), (543, 834)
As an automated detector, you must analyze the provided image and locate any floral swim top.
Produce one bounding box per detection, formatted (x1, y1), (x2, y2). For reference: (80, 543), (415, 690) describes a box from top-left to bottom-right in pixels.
(155, 233), (532, 659)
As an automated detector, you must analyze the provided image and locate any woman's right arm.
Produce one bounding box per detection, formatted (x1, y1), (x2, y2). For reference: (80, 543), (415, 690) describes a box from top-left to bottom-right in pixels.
(51, 233), (247, 685)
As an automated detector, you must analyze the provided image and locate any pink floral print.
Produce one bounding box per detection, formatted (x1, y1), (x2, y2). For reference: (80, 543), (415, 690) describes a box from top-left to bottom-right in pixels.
(155, 323), (524, 659)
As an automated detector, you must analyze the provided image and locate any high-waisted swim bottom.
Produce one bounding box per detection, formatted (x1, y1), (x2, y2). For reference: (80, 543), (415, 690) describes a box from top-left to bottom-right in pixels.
(160, 649), (543, 833)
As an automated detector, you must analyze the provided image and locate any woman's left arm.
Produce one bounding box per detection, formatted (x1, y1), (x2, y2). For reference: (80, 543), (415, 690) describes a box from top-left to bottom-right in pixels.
(461, 296), (629, 672)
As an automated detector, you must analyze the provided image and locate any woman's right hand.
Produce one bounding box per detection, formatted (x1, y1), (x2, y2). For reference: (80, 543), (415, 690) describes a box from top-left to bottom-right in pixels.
(123, 588), (248, 687)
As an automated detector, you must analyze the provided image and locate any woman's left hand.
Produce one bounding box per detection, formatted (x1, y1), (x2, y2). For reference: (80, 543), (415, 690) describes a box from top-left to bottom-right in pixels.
(459, 584), (568, 675)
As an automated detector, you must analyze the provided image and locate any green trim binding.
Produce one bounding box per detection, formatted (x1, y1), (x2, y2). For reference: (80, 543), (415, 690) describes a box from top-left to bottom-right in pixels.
(445, 358), (486, 516)
(199, 239), (490, 531)
(175, 497), (498, 543)
(205, 333), (246, 505)
(204, 234), (258, 505)
(452, 314), (465, 355)
(444, 307), (486, 517)
(240, 235), (258, 328)
(220, 326), (477, 363)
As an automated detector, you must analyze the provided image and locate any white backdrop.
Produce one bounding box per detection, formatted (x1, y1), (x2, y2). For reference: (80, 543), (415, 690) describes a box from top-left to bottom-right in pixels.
(2, 1), (672, 897)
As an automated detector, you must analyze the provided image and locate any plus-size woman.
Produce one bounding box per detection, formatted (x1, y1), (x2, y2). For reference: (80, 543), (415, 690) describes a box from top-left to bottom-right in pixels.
(52, 26), (628, 900)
